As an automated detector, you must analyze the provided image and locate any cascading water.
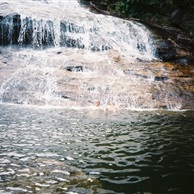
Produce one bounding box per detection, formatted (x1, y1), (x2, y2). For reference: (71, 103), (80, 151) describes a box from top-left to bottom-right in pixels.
(0, 0), (188, 109)
(0, 0), (154, 56)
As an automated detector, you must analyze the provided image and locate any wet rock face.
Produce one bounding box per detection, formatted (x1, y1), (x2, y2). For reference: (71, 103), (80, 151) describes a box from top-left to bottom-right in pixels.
(65, 66), (84, 72)
(1, 48), (194, 110)
(154, 39), (177, 61)
(0, 14), (57, 47)
(0, 15), (115, 51)
(145, 22), (194, 64)
(0, 14), (21, 45)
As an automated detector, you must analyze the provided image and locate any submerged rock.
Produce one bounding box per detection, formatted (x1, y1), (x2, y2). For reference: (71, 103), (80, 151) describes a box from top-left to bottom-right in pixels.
(0, 158), (103, 193)
(65, 66), (83, 72)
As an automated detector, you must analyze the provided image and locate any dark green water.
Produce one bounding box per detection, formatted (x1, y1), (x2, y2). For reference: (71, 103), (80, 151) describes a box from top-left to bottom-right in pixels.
(0, 104), (194, 194)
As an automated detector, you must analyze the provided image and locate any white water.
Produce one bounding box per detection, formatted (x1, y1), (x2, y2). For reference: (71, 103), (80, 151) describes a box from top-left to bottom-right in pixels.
(0, 0), (185, 110)
(0, 0), (155, 58)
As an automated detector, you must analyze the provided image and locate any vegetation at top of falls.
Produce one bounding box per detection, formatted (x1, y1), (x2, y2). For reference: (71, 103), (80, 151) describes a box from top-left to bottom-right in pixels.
(80, 0), (194, 61)
(80, 0), (194, 36)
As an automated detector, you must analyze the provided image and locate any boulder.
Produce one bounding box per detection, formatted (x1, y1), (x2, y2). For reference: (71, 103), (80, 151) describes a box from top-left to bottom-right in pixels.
(143, 21), (194, 64)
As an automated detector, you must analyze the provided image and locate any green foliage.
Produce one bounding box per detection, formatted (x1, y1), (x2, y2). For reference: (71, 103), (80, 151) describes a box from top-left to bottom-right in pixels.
(80, 0), (194, 24)
(106, 0), (172, 18)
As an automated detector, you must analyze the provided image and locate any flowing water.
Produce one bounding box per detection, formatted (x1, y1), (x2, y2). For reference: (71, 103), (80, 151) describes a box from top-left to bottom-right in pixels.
(1, 0), (191, 110)
(0, 0), (164, 109)
(0, 0), (154, 56)
(0, 104), (194, 194)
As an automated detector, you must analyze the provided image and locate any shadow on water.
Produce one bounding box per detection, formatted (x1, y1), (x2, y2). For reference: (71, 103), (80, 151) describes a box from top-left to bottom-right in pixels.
(0, 104), (194, 193)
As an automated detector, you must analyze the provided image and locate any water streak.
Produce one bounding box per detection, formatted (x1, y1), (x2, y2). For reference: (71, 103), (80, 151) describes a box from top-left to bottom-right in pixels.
(0, 0), (155, 58)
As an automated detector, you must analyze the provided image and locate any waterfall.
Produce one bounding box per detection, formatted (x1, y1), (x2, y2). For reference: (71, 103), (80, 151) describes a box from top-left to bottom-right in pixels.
(3, 0), (183, 109)
(0, 0), (155, 58)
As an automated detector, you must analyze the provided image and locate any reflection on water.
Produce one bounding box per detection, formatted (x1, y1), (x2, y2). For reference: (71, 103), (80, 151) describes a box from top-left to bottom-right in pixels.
(0, 104), (194, 193)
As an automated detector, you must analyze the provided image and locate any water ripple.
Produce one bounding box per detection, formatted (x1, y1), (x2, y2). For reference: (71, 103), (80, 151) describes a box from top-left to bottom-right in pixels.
(0, 105), (194, 193)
